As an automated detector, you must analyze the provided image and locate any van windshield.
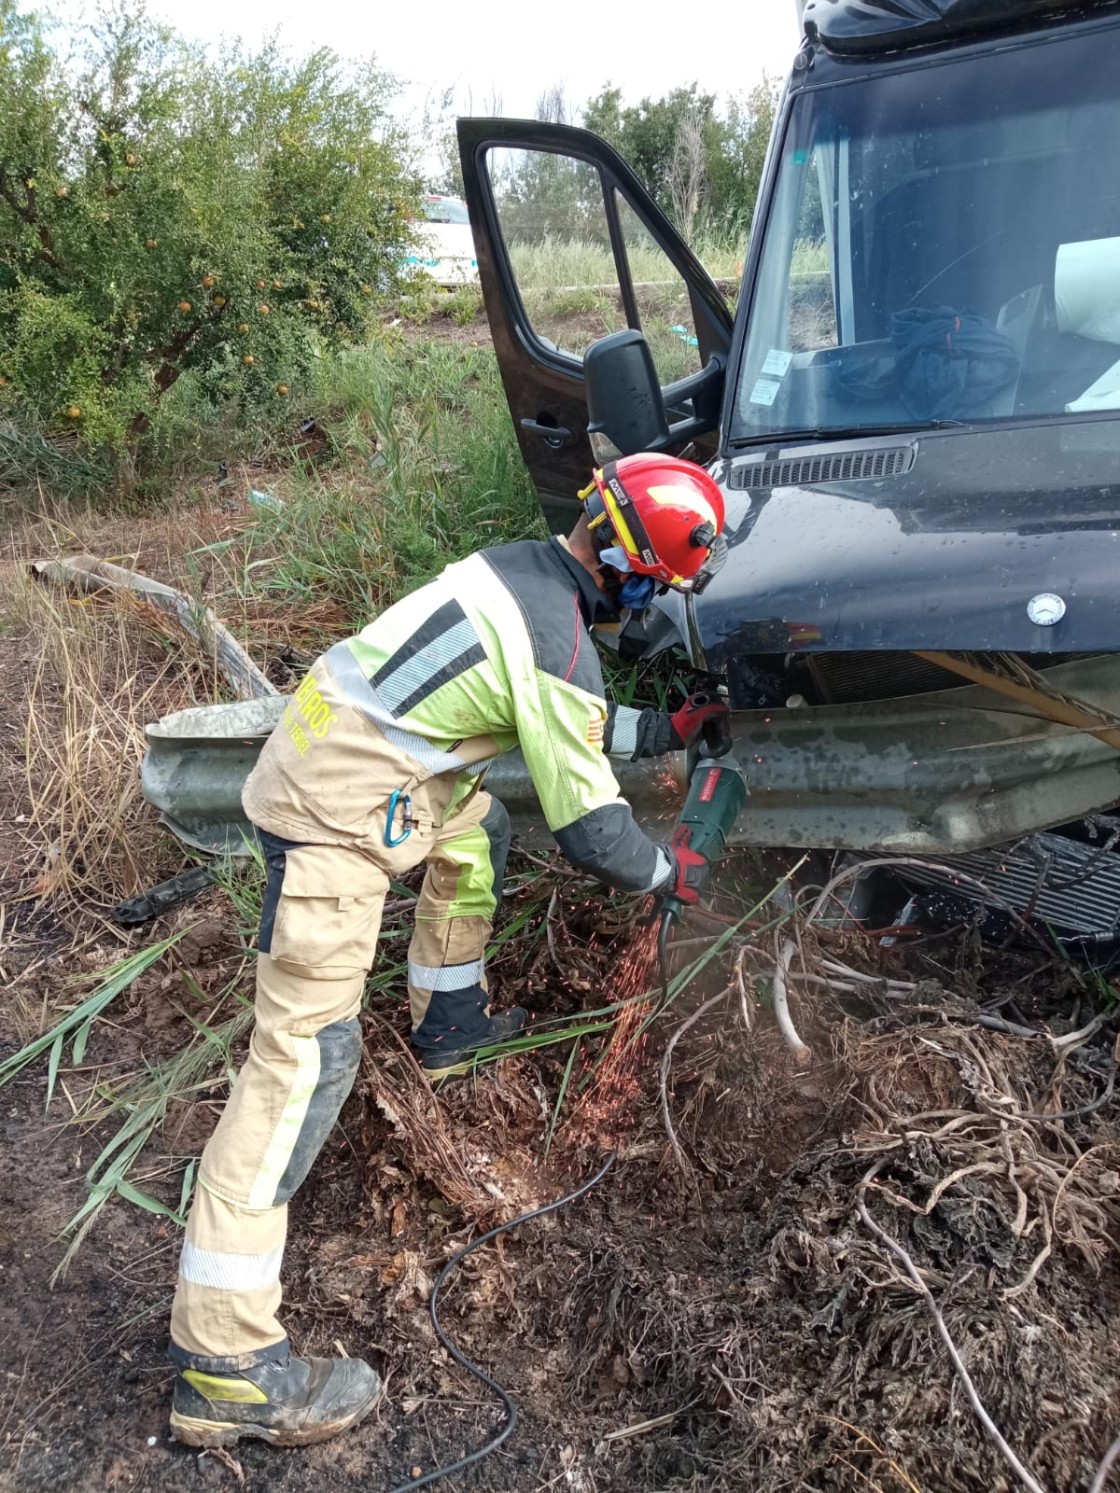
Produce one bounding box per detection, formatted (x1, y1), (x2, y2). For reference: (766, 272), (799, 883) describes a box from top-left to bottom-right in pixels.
(730, 23), (1120, 442)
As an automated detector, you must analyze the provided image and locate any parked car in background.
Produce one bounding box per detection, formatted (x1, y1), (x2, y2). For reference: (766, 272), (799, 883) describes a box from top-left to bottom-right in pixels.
(406, 195), (479, 288)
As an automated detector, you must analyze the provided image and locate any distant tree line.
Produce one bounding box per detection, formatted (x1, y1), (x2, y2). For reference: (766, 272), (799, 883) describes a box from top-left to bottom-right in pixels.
(435, 78), (780, 243)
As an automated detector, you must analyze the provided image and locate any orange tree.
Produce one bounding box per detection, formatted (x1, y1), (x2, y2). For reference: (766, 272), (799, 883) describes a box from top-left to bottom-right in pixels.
(0, 2), (419, 461)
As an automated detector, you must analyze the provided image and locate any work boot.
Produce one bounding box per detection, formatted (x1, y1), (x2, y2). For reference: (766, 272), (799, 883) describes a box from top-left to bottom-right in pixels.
(169, 1344), (382, 1449)
(420, 1005), (529, 1080)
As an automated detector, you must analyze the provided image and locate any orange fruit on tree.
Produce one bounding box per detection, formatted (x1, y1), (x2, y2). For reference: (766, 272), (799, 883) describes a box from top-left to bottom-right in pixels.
(272, 279), (281, 289)
(258, 303), (270, 314)
(54, 186), (68, 198)
(125, 153), (138, 167)
(257, 280), (267, 289)
(179, 300), (192, 313)
(0, 375), (8, 386)
(276, 383), (289, 396)
(212, 295), (226, 307)
(243, 354), (255, 366)
(202, 275), (216, 289)
(66, 405), (81, 419)
(320, 213), (331, 223)
(145, 238), (158, 249)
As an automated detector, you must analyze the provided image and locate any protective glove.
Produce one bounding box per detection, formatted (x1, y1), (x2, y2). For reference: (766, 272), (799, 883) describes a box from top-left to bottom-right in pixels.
(664, 835), (709, 905)
(669, 691), (731, 757)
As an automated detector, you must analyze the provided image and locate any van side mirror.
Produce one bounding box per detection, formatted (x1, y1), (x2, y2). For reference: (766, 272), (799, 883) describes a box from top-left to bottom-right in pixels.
(585, 329), (671, 461)
(585, 326), (727, 462)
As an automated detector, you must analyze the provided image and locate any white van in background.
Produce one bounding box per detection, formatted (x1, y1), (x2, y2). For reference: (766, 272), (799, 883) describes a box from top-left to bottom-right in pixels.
(407, 195), (479, 288)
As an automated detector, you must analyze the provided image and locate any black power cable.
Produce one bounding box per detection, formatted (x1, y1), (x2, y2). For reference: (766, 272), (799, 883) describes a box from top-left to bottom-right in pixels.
(388, 1151), (618, 1493)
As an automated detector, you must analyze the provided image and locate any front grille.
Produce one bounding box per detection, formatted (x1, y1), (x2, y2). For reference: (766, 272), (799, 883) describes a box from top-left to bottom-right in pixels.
(900, 829), (1120, 941)
(807, 651), (964, 704)
(728, 445), (915, 491)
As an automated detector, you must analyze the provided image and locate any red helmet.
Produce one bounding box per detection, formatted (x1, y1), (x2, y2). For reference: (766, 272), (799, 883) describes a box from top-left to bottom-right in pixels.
(582, 454), (726, 591)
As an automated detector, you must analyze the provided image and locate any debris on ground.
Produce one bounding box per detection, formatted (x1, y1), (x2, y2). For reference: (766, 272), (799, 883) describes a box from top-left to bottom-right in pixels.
(5, 518), (1120, 1491)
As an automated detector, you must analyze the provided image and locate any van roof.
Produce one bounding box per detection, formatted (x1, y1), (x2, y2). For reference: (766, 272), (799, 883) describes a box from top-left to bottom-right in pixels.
(804, 0), (1120, 55)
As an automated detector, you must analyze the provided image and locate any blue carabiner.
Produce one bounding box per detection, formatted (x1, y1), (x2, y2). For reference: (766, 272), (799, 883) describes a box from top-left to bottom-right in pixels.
(385, 788), (413, 848)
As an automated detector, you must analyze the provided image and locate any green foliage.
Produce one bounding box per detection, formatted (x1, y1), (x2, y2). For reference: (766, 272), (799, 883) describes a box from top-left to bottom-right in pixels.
(201, 338), (546, 634)
(0, 932), (185, 1097)
(0, 1), (420, 462)
(444, 284), (483, 326)
(0, 419), (110, 497)
(597, 645), (692, 712)
(584, 85), (719, 215)
(708, 80), (784, 233)
(583, 77), (779, 234)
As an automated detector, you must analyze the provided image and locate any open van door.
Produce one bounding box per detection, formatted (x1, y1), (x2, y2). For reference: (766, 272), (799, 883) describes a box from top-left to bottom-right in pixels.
(457, 118), (734, 530)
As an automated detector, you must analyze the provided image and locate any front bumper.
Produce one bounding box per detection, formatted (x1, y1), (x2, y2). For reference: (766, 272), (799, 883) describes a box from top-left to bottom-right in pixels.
(720, 655), (1120, 853)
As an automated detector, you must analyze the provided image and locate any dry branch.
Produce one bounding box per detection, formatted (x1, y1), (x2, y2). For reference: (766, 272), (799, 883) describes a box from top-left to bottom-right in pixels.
(772, 937), (811, 1064)
(1089, 1430), (1120, 1493)
(659, 990), (729, 1177)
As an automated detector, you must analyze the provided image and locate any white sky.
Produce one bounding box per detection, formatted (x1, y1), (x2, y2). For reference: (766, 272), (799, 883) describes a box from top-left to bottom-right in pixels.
(138, 0), (801, 143)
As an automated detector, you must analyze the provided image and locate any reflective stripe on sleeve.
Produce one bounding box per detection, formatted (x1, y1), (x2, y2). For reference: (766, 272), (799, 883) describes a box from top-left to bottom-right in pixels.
(178, 1241), (284, 1292)
(376, 618), (485, 714)
(647, 846), (673, 893)
(608, 706), (640, 759)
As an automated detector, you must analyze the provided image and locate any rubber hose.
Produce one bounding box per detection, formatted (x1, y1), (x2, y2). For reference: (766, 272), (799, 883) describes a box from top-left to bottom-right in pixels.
(388, 1151), (618, 1493)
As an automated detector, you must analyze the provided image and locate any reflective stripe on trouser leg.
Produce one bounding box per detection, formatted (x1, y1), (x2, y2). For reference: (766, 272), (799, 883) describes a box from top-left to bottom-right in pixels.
(170, 839), (386, 1360)
(170, 1183), (289, 1362)
(408, 794), (510, 1050)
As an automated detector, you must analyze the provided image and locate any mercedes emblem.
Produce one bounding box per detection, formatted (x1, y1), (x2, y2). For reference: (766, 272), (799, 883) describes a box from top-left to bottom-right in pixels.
(1026, 592), (1066, 626)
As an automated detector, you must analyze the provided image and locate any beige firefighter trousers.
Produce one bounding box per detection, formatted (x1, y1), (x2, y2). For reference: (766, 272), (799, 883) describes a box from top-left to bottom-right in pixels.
(170, 694), (509, 1361)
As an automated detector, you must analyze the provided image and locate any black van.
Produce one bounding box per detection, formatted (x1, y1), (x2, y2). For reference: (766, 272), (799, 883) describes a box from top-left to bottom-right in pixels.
(458, 0), (1120, 940)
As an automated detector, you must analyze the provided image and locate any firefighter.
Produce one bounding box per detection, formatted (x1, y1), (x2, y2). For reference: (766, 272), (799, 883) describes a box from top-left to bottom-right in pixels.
(167, 453), (730, 1449)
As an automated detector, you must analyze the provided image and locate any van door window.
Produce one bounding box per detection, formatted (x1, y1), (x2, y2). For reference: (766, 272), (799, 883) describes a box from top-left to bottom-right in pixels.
(484, 147), (627, 359)
(613, 193), (704, 384)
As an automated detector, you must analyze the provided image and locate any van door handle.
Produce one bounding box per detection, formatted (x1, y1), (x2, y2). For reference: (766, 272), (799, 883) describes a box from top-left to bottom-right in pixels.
(520, 417), (572, 447)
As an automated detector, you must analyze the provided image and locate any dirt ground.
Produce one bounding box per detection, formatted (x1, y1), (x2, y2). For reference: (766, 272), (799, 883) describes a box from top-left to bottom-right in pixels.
(4, 503), (1120, 1493)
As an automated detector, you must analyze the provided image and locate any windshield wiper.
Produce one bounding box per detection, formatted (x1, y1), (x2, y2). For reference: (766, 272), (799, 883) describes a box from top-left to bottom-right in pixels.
(727, 419), (967, 449)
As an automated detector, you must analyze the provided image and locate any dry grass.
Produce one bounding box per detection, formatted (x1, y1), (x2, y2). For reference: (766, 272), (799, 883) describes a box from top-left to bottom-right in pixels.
(361, 1025), (551, 1227)
(16, 579), (198, 904)
(2, 499), (242, 909)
